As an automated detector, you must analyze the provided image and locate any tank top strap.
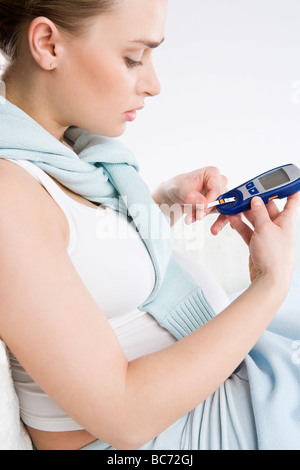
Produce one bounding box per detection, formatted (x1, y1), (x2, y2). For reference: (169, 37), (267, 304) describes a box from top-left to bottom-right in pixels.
(5, 159), (77, 253)
(6, 159), (75, 206)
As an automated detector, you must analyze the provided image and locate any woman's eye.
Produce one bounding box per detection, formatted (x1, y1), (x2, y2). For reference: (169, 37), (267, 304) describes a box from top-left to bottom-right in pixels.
(125, 58), (144, 68)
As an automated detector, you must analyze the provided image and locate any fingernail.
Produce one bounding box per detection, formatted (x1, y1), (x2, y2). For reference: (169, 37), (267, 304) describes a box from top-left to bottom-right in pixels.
(196, 202), (205, 210)
(252, 197), (263, 206)
(196, 210), (205, 221)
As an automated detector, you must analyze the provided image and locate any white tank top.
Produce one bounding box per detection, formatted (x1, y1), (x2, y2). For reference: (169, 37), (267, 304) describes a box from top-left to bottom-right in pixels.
(7, 159), (176, 432)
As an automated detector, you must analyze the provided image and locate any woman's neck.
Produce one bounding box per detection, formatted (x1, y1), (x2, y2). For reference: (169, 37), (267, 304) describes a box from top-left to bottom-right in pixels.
(3, 68), (69, 145)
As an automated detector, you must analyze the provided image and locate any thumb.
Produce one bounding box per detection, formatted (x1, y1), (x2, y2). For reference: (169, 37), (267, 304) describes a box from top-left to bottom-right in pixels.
(250, 197), (270, 229)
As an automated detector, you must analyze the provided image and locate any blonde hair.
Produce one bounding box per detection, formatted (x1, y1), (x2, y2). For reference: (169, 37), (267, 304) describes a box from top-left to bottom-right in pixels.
(0, 0), (119, 64)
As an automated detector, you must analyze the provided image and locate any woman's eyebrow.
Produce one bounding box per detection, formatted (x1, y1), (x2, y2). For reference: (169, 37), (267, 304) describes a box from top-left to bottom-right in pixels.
(130, 38), (165, 49)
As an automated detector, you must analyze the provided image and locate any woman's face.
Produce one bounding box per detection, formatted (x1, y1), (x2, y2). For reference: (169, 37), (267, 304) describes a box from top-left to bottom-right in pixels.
(55, 0), (168, 137)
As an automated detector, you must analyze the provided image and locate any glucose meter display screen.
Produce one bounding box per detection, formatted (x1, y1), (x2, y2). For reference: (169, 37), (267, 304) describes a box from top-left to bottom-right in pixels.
(258, 169), (290, 191)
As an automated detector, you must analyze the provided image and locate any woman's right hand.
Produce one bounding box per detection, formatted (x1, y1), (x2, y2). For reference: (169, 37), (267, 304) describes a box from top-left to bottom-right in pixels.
(228, 193), (299, 293)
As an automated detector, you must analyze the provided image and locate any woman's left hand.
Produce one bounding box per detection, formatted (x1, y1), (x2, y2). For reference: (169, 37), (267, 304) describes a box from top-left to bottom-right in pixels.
(152, 166), (229, 233)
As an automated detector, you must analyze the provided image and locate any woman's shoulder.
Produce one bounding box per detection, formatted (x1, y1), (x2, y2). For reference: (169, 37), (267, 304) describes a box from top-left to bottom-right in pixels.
(0, 159), (39, 210)
(0, 159), (68, 245)
(0, 158), (47, 213)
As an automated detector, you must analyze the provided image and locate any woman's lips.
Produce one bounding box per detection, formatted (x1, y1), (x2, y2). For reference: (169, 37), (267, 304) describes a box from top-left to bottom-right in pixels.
(123, 105), (144, 122)
(124, 110), (137, 122)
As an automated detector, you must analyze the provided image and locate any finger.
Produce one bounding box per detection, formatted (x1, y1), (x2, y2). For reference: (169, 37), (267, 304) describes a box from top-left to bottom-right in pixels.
(205, 187), (227, 215)
(277, 193), (300, 228)
(182, 190), (207, 224)
(283, 192), (300, 215)
(265, 200), (281, 221)
(183, 189), (207, 208)
(203, 173), (228, 209)
(248, 196), (272, 230)
(210, 214), (229, 235)
(243, 199), (280, 227)
(228, 215), (253, 246)
(185, 211), (200, 225)
(185, 203), (206, 225)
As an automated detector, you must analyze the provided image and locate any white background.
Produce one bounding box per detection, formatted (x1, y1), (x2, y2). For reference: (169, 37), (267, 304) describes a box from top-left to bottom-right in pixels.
(120, 0), (300, 192)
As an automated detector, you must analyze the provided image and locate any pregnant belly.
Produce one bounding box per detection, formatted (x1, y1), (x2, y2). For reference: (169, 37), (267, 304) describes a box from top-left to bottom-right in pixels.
(28, 310), (176, 450)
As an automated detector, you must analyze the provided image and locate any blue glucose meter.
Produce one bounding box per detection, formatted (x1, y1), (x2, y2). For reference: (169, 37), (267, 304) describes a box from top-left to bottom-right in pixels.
(216, 164), (300, 216)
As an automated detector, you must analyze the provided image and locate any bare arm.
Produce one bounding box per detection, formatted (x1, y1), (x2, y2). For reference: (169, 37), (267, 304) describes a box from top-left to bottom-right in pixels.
(0, 164), (298, 450)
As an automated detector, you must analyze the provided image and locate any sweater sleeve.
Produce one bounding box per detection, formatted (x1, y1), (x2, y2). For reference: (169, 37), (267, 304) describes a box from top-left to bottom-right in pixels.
(139, 257), (216, 340)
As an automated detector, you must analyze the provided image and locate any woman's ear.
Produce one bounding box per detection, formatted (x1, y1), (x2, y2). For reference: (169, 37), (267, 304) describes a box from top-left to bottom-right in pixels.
(27, 16), (63, 71)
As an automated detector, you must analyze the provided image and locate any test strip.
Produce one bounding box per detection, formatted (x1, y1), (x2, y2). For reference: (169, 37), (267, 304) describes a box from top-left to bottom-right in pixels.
(207, 197), (236, 209)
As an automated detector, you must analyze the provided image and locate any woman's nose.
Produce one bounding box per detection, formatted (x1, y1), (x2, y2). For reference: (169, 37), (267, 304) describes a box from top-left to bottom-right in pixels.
(137, 61), (161, 97)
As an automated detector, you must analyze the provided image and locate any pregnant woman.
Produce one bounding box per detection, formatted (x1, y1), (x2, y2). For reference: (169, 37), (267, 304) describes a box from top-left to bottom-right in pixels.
(0, 0), (299, 450)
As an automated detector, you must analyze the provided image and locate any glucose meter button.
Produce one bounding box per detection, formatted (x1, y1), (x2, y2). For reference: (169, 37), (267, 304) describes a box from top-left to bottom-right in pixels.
(246, 182), (255, 189)
(249, 187), (259, 195)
